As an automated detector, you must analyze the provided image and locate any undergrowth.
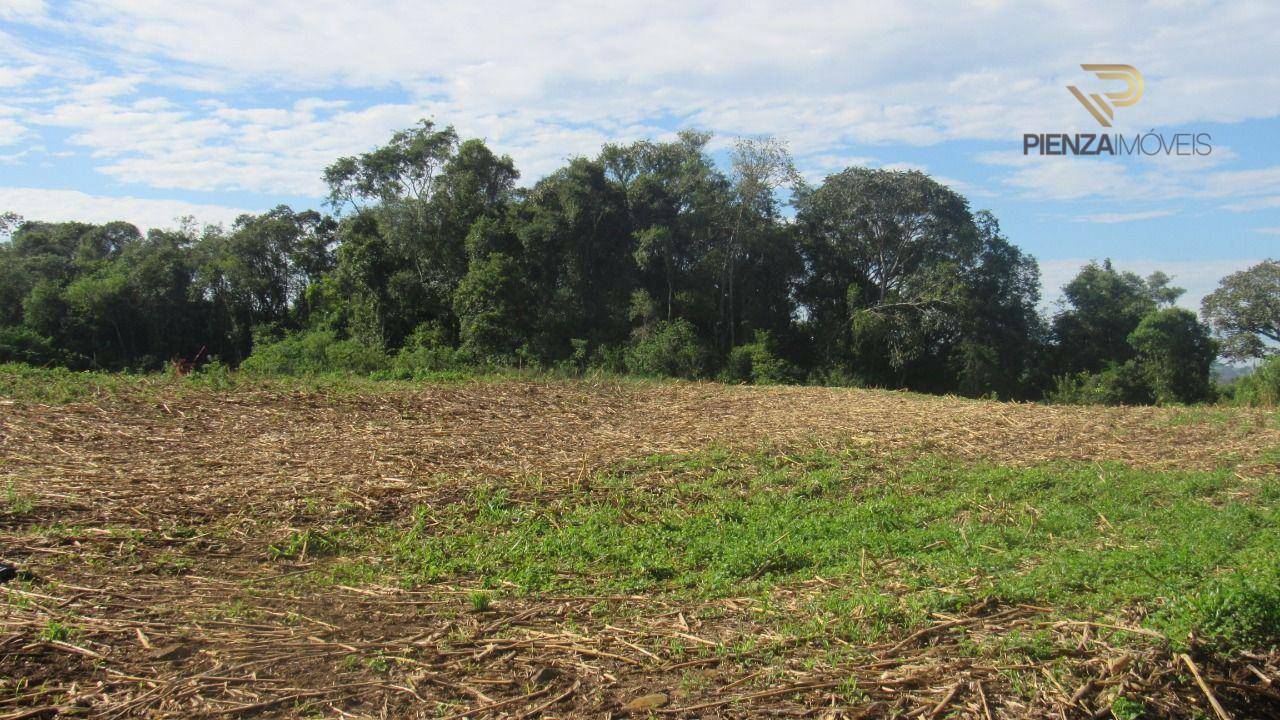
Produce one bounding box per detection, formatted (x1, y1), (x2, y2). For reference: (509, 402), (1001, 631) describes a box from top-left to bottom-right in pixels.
(318, 449), (1280, 653)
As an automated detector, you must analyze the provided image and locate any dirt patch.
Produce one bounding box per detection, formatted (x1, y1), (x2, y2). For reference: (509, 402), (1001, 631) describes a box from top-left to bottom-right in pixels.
(3, 380), (1275, 527)
(2, 380), (1278, 718)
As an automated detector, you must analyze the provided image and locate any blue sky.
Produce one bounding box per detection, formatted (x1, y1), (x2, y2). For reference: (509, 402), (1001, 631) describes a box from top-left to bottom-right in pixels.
(2, 1), (1278, 308)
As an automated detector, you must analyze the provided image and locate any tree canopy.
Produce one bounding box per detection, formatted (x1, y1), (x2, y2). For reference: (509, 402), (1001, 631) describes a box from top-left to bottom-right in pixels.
(1201, 260), (1280, 360)
(0, 120), (1238, 405)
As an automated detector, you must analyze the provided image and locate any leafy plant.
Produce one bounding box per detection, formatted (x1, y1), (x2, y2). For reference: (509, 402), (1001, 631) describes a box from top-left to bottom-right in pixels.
(467, 590), (493, 612)
(625, 319), (708, 379)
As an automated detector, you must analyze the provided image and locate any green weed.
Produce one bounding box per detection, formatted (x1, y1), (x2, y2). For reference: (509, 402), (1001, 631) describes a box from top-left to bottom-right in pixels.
(321, 449), (1280, 652)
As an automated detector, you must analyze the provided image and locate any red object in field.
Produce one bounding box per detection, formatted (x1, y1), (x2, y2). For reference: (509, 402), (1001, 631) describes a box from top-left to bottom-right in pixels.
(170, 345), (207, 376)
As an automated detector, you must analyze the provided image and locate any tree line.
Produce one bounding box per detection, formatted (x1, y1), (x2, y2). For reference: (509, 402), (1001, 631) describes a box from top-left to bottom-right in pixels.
(2, 121), (1277, 404)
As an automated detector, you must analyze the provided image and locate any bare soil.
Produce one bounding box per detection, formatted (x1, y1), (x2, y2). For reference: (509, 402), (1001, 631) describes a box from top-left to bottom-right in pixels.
(2, 380), (1278, 718)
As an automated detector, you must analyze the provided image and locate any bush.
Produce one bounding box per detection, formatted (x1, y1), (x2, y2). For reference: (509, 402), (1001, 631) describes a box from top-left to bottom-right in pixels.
(0, 326), (76, 367)
(1226, 355), (1280, 407)
(592, 344), (627, 374)
(1128, 308), (1217, 404)
(185, 359), (234, 390)
(1047, 361), (1154, 405)
(805, 367), (867, 388)
(390, 324), (466, 379)
(721, 331), (798, 385)
(625, 319), (708, 379)
(241, 329), (390, 375)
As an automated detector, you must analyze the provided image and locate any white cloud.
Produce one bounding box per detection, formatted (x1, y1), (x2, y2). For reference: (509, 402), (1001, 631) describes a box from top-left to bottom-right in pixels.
(1073, 210), (1174, 224)
(0, 118), (30, 146)
(0, 65), (43, 88)
(0, 187), (252, 231)
(52, 1), (1279, 130)
(1000, 159), (1163, 202)
(1252, 227), (1280, 235)
(0, 0), (45, 21)
(978, 151), (1280, 209)
(0, 1), (1279, 200)
(1224, 196), (1280, 212)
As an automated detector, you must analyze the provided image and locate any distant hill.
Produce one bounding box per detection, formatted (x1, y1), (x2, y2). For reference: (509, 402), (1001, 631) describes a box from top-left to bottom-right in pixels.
(1212, 362), (1257, 384)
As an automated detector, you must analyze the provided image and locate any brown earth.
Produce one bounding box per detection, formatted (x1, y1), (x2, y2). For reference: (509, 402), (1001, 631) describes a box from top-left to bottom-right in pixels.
(2, 380), (1278, 718)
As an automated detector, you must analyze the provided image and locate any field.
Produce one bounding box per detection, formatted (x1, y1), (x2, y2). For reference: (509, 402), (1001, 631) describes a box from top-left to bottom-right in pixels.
(2, 370), (1280, 719)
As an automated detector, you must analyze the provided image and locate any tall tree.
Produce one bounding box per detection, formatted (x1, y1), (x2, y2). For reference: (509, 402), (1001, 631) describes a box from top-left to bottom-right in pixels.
(1051, 260), (1180, 375)
(1201, 259), (1280, 360)
(1128, 308), (1218, 404)
(324, 120), (460, 212)
(193, 206), (336, 362)
(516, 158), (634, 359)
(719, 137), (799, 350)
(951, 211), (1046, 398)
(322, 121), (516, 348)
(0, 212), (21, 240)
(796, 168), (980, 387)
(601, 130), (728, 329)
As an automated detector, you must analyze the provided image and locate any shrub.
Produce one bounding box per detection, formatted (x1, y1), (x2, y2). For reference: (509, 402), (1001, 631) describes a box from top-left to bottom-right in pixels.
(625, 319), (708, 379)
(805, 367), (866, 388)
(0, 326), (75, 367)
(592, 344), (627, 374)
(186, 359), (234, 390)
(241, 329), (390, 375)
(1127, 308), (1217, 404)
(1225, 355), (1280, 407)
(721, 331), (798, 385)
(391, 324), (466, 379)
(1047, 361), (1154, 405)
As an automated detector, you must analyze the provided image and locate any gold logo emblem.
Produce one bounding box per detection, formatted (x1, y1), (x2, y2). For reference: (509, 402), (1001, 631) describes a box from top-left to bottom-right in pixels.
(1067, 64), (1144, 127)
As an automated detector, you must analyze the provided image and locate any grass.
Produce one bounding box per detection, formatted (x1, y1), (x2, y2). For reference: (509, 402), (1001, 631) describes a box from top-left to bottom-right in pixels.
(320, 448), (1280, 652)
(267, 528), (344, 561)
(468, 590), (493, 612)
(39, 620), (72, 643)
(2, 479), (34, 517)
(0, 362), (700, 409)
(5, 373), (1278, 716)
(0, 362), (506, 404)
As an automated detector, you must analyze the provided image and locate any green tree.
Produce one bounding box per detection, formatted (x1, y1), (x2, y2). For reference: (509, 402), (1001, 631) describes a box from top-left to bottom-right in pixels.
(1051, 260), (1181, 375)
(323, 121), (516, 349)
(516, 158), (635, 360)
(718, 137), (800, 351)
(324, 120), (460, 212)
(194, 207), (332, 362)
(328, 212), (397, 347)
(454, 252), (529, 360)
(1201, 259), (1280, 360)
(796, 168), (981, 388)
(1128, 308), (1218, 404)
(0, 211), (21, 239)
(951, 211), (1046, 398)
(602, 130), (728, 329)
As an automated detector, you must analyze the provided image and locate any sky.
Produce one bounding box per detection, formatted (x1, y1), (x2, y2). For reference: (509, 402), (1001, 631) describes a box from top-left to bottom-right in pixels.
(1, 0), (1278, 310)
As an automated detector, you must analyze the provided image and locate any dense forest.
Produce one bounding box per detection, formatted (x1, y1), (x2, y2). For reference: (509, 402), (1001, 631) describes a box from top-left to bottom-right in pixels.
(2, 121), (1277, 404)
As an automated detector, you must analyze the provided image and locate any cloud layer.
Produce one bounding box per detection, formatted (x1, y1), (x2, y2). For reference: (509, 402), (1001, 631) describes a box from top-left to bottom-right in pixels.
(3, 1), (1280, 199)
(0, 187), (250, 231)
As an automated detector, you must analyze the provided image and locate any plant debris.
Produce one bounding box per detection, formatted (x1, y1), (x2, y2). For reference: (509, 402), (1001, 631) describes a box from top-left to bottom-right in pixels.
(1, 379), (1278, 717)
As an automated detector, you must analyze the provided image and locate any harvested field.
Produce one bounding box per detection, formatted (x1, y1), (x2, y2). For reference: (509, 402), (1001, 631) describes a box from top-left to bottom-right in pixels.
(2, 377), (1279, 718)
